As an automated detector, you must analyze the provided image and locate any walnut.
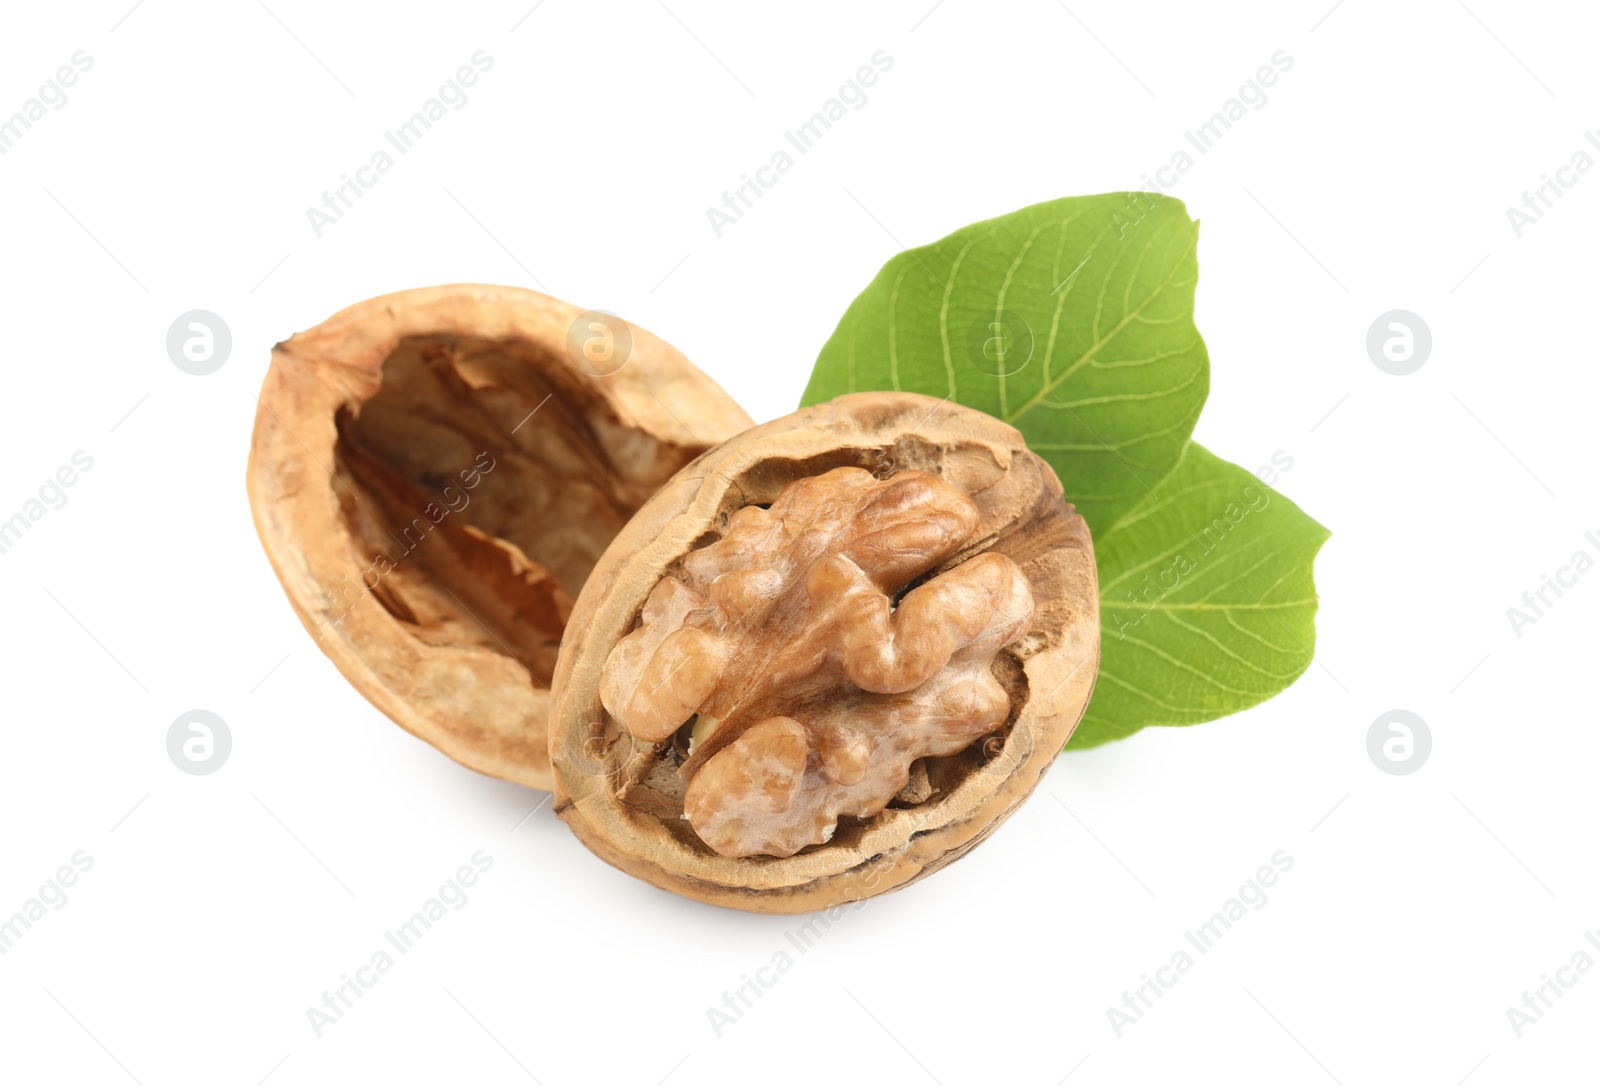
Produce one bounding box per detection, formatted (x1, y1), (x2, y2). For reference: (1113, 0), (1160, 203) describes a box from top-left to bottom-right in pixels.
(601, 466), (1036, 858)
(246, 285), (752, 790)
(549, 392), (1099, 912)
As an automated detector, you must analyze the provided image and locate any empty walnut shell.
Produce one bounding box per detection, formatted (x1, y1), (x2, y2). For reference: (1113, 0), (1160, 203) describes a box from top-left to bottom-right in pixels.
(246, 285), (753, 791)
(548, 392), (1099, 912)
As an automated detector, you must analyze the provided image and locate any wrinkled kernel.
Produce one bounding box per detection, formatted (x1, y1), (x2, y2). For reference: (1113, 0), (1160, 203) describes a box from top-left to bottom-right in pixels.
(599, 467), (1034, 858)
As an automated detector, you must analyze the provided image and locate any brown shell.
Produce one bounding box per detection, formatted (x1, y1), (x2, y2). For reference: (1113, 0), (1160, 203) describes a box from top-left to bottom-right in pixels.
(246, 285), (753, 791)
(548, 392), (1100, 912)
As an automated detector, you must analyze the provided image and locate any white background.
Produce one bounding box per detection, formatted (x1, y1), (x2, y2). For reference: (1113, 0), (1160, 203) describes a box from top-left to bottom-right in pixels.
(1, 1), (1595, 1083)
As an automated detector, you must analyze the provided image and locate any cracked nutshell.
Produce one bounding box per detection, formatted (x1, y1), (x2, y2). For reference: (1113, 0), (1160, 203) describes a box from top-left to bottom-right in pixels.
(249, 287), (1099, 913)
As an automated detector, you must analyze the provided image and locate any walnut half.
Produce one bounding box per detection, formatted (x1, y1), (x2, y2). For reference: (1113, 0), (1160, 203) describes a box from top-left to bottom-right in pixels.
(549, 393), (1099, 912)
(246, 285), (752, 791)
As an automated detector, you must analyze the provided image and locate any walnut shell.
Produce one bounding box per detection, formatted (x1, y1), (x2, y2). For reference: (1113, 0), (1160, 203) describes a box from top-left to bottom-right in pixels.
(246, 285), (753, 791)
(548, 392), (1099, 912)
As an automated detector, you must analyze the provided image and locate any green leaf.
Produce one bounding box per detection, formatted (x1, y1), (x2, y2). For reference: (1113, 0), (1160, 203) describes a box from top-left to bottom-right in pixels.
(802, 192), (1209, 536)
(802, 193), (1330, 746)
(1070, 442), (1329, 748)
